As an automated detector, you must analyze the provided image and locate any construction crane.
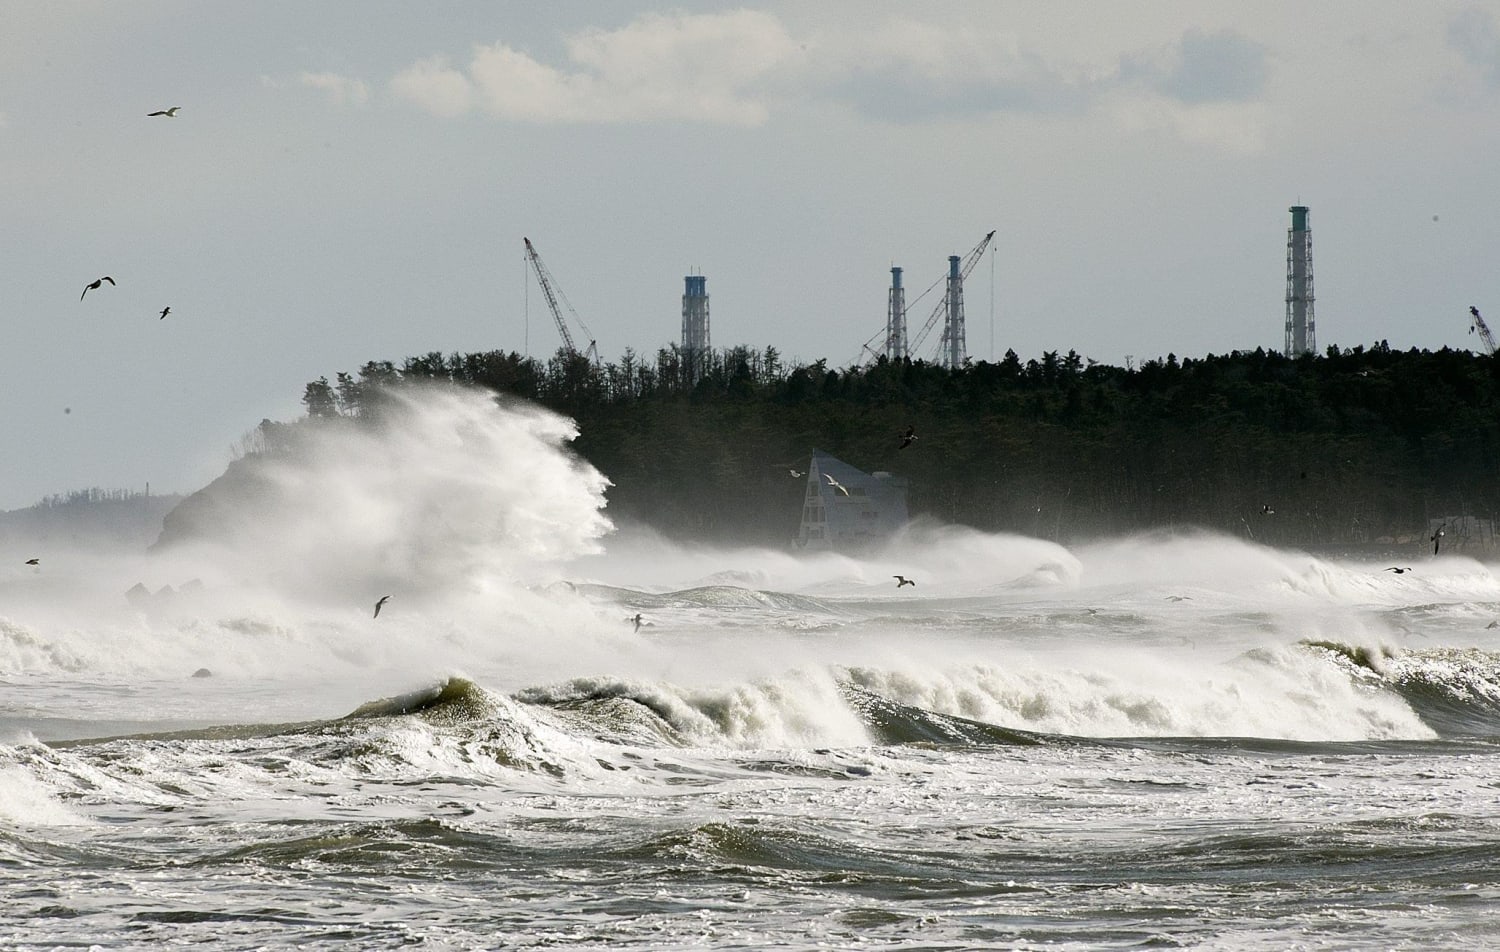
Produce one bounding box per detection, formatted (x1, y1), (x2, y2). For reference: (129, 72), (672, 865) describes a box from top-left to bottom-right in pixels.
(523, 237), (600, 364)
(910, 230), (996, 361)
(852, 230), (995, 367)
(1470, 306), (1497, 356)
(853, 274), (940, 366)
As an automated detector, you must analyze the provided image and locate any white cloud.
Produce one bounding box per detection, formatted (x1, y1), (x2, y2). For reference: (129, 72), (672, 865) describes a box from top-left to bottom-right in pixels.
(1091, 28), (1270, 154)
(299, 71), (370, 106)
(816, 17), (1040, 87)
(390, 56), (474, 118)
(806, 18), (1092, 121)
(1105, 94), (1269, 156)
(383, 11), (1271, 153)
(392, 10), (797, 125)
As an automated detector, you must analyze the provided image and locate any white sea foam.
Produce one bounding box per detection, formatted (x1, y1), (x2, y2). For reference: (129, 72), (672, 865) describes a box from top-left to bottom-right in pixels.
(0, 763), (81, 826)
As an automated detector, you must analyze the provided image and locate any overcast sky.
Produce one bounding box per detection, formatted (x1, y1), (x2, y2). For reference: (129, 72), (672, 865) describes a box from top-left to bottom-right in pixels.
(4, 2), (1499, 510)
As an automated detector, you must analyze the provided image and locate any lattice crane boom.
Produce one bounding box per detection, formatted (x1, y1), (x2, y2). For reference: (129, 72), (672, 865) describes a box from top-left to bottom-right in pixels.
(910, 230), (996, 358)
(1471, 306), (1497, 356)
(523, 237), (599, 362)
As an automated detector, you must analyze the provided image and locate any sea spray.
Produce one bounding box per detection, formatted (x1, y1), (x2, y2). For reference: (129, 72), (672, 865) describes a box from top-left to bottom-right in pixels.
(0, 386), (622, 689)
(569, 517), (1081, 597)
(155, 384), (613, 600)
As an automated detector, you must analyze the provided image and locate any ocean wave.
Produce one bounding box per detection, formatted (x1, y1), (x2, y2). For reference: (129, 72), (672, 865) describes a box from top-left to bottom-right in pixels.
(517, 670), (869, 750)
(1301, 641), (1500, 737)
(0, 619), (90, 676)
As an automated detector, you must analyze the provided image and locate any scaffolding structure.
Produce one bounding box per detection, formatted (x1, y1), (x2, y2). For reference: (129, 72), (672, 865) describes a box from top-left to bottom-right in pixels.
(682, 274), (710, 376)
(1284, 206), (1316, 356)
(941, 255), (966, 368)
(885, 267), (907, 361)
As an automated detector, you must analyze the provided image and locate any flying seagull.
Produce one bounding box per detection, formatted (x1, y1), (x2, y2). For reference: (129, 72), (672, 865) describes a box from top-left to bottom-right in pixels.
(893, 575), (915, 588)
(1385, 567), (1412, 574)
(789, 469), (804, 478)
(159, 307), (171, 320)
(373, 594), (391, 618)
(1487, 620), (1499, 630)
(630, 612), (643, 632)
(823, 473), (849, 496)
(1431, 527), (1445, 556)
(899, 425), (918, 450)
(24, 558), (38, 566)
(147, 107), (180, 117)
(81, 276), (115, 300)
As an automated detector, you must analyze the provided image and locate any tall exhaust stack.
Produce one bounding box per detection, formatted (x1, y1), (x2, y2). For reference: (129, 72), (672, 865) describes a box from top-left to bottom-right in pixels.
(944, 254), (966, 368)
(1285, 205), (1316, 356)
(886, 266), (907, 361)
(682, 274), (710, 375)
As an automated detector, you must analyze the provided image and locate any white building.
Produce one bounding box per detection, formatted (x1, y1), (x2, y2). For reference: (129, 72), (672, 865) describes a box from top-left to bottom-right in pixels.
(795, 450), (909, 551)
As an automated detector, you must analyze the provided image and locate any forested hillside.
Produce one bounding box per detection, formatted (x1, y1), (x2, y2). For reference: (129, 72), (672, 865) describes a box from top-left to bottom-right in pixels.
(281, 342), (1500, 550)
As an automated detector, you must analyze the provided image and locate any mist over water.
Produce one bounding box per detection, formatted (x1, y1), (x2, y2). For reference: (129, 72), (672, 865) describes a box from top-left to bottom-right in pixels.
(3, 384), (1499, 745)
(5, 388), (1500, 947)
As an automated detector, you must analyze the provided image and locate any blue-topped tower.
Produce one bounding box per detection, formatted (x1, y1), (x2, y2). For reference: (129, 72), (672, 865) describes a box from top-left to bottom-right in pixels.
(942, 254), (966, 368)
(886, 266), (907, 361)
(1284, 205), (1316, 356)
(682, 274), (710, 376)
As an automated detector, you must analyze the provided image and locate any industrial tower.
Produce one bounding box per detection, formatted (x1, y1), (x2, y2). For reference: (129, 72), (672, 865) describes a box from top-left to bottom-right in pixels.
(885, 267), (907, 361)
(855, 231), (993, 367)
(942, 254), (966, 368)
(1284, 205), (1316, 357)
(682, 274), (710, 373)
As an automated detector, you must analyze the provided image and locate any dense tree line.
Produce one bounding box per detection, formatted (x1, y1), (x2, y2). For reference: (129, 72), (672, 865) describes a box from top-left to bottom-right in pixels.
(36, 487), (155, 508)
(295, 342), (1500, 549)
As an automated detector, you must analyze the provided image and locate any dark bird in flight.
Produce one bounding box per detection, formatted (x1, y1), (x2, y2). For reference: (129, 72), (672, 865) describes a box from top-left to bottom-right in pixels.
(81, 276), (115, 300)
(159, 307), (171, 320)
(630, 612), (643, 632)
(1487, 620), (1499, 630)
(1385, 567), (1412, 574)
(893, 575), (915, 588)
(1165, 595), (1192, 602)
(1432, 527), (1445, 556)
(373, 594), (391, 618)
(823, 473), (849, 496)
(899, 425), (917, 450)
(147, 107), (180, 117)
(24, 558), (38, 565)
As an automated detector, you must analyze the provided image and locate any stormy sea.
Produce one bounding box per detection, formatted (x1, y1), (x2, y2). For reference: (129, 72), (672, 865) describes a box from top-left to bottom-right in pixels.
(4, 388), (1500, 950)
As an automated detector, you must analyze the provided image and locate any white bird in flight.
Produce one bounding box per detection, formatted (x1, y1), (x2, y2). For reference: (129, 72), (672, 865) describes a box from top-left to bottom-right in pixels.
(823, 473), (849, 496)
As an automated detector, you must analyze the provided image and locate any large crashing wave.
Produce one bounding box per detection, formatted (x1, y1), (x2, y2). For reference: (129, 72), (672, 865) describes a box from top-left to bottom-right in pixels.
(0, 386), (618, 684)
(154, 384), (613, 600)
